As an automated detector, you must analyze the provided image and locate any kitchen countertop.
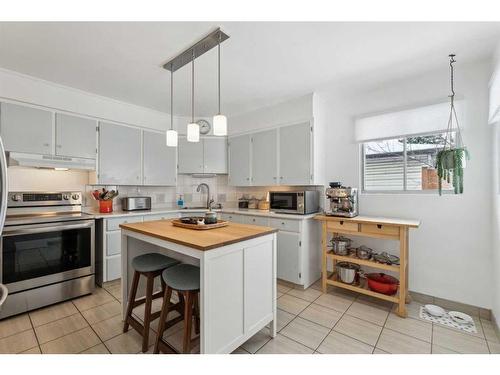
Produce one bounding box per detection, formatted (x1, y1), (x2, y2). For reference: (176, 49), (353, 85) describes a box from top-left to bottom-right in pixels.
(83, 207), (318, 220)
(120, 219), (278, 251)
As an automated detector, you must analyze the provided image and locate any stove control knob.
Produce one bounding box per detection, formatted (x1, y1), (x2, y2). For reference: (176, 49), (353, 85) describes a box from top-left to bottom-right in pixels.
(63, 194), (70, 200)
(72, 194), (80, 200)
(11, 194), (21, 202)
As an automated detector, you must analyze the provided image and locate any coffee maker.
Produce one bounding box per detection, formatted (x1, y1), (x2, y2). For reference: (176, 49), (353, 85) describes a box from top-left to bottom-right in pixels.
(325, 182), (358, 218)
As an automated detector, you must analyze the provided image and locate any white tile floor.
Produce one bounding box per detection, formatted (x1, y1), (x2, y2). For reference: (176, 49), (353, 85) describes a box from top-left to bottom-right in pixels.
(0, 279), (499, 354)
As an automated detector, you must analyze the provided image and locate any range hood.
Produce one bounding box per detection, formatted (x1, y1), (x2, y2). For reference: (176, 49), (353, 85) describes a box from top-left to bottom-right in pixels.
(7, 152), (96, 171)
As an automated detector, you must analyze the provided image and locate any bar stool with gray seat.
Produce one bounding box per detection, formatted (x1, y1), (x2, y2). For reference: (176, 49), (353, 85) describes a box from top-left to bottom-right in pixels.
(123, 253), (180, 352)
(154, 263), (200, 354)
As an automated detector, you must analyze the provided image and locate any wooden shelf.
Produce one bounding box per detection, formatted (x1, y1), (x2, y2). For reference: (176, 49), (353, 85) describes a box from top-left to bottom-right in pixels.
(327, 273), (399, 303)
(327, 252), (400, 272)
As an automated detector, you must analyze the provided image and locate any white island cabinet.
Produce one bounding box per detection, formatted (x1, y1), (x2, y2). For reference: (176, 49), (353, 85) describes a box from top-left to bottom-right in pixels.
(120, 220), (277, 354)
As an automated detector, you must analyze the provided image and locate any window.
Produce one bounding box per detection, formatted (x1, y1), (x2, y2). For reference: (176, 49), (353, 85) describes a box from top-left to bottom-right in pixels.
(362, 131), (455, 192)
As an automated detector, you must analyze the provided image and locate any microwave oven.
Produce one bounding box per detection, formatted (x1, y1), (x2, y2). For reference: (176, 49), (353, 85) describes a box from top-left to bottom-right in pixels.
(269, 191), (320, 215)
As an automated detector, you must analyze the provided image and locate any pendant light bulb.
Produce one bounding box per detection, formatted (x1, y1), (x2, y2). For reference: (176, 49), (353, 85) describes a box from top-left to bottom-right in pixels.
(213, 30), (227, 136)
(213, 114), (227, 136)
(187, 49), (200, 142)
(187, 122), (200, 142)
(166, 129), (178, 147)
(166, 65), (178, 147)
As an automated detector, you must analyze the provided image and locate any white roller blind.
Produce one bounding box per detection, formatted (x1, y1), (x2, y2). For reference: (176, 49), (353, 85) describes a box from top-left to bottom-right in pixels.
(355, 100), (463, 142)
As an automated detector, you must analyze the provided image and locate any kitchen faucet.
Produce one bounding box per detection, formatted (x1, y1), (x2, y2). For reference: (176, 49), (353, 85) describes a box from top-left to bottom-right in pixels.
(196, 183), (212, 209)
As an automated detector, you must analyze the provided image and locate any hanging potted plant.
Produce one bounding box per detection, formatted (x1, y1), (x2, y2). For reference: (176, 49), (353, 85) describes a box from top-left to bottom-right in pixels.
(435, 54), (470, 195)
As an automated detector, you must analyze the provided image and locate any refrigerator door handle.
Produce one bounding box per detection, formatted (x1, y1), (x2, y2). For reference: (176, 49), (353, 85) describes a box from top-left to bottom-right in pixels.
(0, 137), (8, 233)
(0, 137), (7, 285)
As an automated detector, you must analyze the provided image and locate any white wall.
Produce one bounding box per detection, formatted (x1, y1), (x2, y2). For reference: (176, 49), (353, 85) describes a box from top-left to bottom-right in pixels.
(228, 93), (314, 135)
(318, 60), (493, 308)
(490, 42), (500, 322)
(0, 68), (170, 131)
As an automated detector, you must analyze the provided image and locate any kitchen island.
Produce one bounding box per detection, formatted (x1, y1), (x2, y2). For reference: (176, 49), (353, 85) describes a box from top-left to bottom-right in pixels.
(120, 219), (278, 354)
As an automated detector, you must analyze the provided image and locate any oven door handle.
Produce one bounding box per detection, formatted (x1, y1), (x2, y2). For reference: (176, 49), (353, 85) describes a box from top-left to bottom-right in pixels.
(2, 221), (94, 237)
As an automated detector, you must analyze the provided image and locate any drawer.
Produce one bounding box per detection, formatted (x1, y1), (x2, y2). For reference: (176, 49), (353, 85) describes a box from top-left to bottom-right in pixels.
(143, 213), (178, 221)
(106, 256), (121, 281)
(269, 218), (300, 232)
(106, 216), (143, 231)
(106, 232), (121, 256)
(361, 223), (400, 238)
(221, 213), (245, 223)
(326, 220), (359, 233)
(244, 215), (270, 227)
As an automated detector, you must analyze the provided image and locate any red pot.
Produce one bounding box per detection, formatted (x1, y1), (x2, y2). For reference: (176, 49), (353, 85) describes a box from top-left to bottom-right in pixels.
(364, 273), (399, 295)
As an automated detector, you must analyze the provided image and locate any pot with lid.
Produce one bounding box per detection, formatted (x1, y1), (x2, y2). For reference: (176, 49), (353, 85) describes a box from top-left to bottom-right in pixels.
(356, 245), (373, 260)
(336, 262), (360, 284)
(330, 236), (352, 256)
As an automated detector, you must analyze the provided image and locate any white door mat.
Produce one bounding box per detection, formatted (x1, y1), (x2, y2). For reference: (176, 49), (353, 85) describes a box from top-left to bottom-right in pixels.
(419, 306), (477, 333)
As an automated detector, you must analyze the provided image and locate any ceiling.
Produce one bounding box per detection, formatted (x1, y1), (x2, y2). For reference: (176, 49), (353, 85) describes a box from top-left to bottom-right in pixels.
(1, 22), (499, 117)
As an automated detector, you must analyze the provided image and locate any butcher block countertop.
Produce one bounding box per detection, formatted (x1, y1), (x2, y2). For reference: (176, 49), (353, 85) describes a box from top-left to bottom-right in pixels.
(120, 219), (278, 251)
(314, 214), (420, 228)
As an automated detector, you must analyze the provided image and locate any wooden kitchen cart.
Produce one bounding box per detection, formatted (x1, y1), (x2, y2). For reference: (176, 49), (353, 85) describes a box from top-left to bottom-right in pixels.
(314, 215), (420, 317)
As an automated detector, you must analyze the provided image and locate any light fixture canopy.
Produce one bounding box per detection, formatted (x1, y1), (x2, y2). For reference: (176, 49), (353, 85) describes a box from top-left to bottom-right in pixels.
(212, 30), (227, 136)
(166, 64), (178, 147)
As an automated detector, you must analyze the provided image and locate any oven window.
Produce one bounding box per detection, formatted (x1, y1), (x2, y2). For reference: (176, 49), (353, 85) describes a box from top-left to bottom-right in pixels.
(2, 227), (91, 285)
(270, 193), (297, 211)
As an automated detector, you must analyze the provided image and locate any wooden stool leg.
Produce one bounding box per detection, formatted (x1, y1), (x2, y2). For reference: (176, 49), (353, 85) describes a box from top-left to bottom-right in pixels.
(154, 286), (172, 354)
(193, 292), (200, 335)
(142, 273), (155, 352)
(182, 291), (194, 353)
(123, 271), (140, 333)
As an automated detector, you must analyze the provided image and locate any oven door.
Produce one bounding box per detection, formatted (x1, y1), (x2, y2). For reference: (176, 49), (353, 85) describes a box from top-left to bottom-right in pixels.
(0, 220), (94, 294)
(270, 192), (300, 213)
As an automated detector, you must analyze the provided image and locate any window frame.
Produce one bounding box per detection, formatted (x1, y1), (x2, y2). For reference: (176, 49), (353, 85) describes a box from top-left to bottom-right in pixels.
(360, 130), (454, 194)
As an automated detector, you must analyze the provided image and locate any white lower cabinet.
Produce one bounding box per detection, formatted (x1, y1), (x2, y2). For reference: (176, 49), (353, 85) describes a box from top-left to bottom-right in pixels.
(223, 213), (320, 288)
(96, 215), (144, 284)
(276, 231), (301, 284)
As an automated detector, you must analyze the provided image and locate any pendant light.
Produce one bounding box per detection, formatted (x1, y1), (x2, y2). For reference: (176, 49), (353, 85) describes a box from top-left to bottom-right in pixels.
(187, 50), (200, 142)
(213, 30), (227, 136)
(166, 66), (178, 147)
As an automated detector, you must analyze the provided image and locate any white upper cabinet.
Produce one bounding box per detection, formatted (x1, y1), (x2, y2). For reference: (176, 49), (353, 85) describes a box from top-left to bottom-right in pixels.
(228, 134), (251, 186)
(227, 93), (325, 186)
(143, 130), (176, 186)
(178, 137), (204, 174)
(251, 129), (278, 186)
(279, 122), (311, 185)
(55, 113), (97, 159)
(0, 102), (53, 154)
(203, 137), (227, 174)
(98, 122), (142, 185)
(178, 137), (227, 174)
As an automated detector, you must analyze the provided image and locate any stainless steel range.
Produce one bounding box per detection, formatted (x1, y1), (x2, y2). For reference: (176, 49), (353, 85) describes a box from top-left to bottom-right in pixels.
(0, 191), (95, 319)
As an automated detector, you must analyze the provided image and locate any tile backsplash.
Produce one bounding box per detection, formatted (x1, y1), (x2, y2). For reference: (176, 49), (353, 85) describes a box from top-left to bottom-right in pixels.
(85, 174), (324, 210)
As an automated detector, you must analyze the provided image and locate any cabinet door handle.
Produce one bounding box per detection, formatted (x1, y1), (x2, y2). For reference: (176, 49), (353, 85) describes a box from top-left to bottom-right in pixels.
(43, 143), (50, 147)
(280, 176), (283, 179)
(56, 145), (62, 148)
(377, 224), (382, 229)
